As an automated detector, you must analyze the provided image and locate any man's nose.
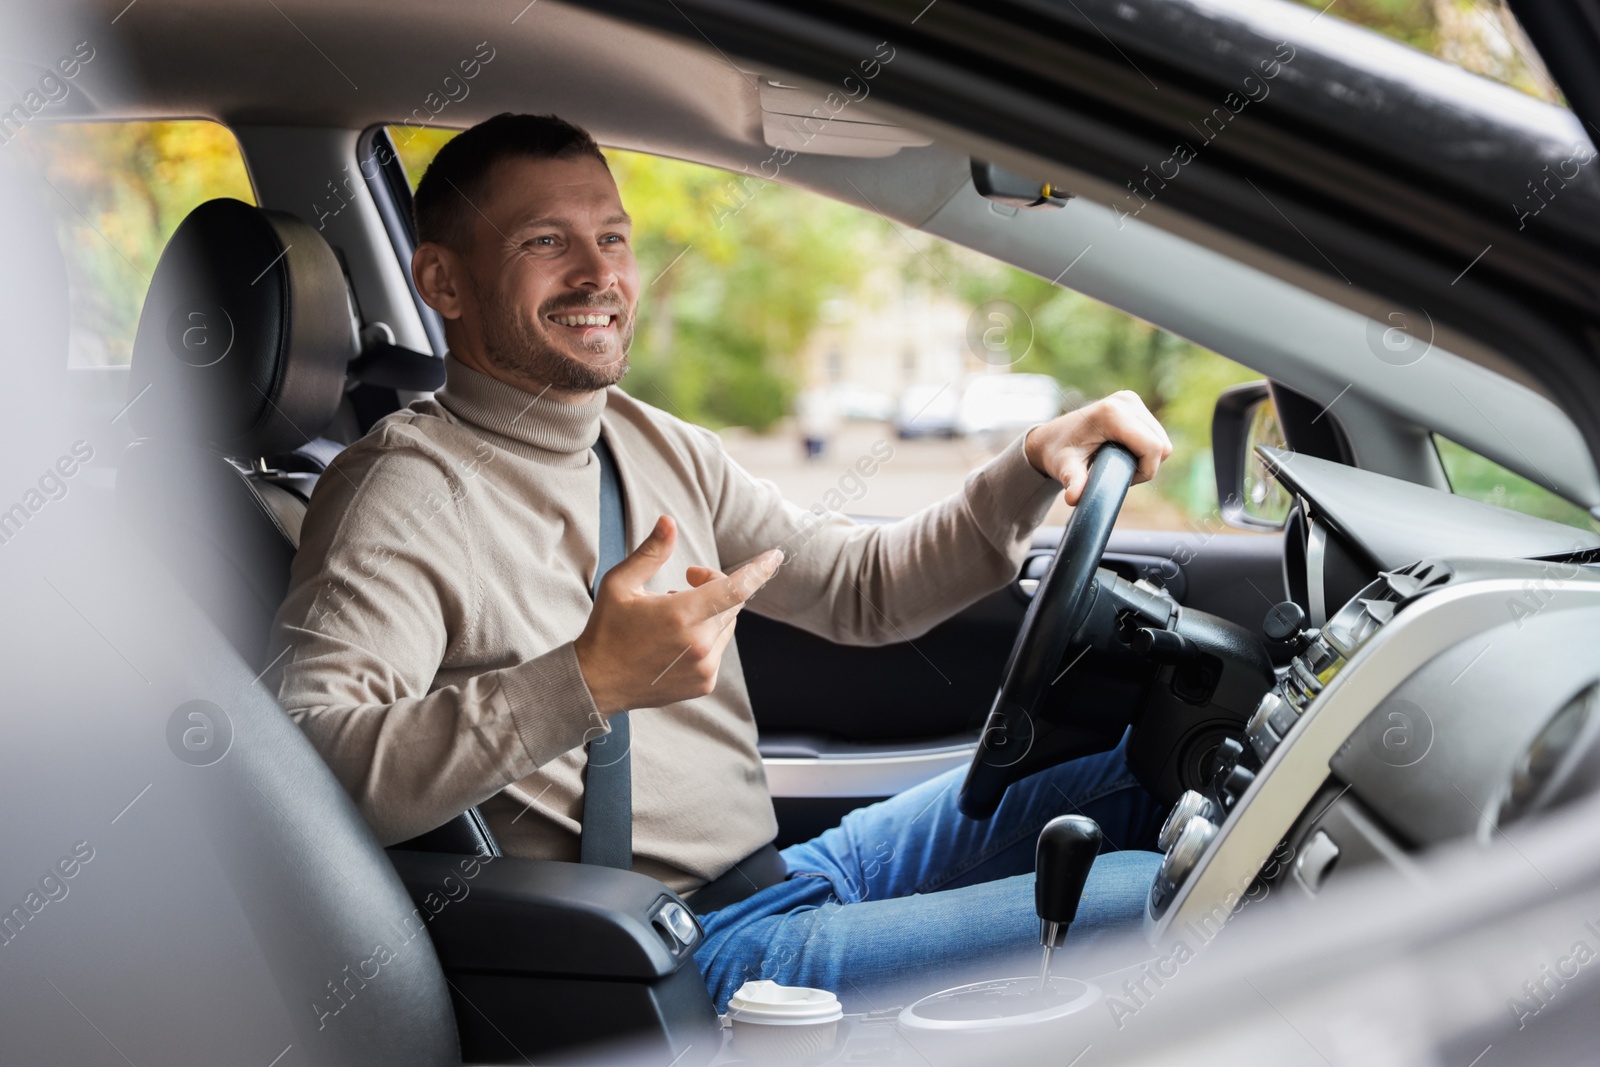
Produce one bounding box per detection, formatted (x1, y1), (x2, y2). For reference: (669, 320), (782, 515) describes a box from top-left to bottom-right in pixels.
(564, 240), (619, 292)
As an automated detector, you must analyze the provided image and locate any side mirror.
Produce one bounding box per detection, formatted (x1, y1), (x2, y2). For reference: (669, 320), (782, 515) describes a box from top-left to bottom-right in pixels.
(1213, 381), (1293, 530)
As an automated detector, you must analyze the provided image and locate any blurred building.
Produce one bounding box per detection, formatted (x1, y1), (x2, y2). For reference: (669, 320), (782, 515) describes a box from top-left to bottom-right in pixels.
(795, 265), (997, 412)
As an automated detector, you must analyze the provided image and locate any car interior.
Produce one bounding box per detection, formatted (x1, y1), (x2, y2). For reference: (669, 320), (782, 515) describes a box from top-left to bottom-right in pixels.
(9, 0), (1600, 1063)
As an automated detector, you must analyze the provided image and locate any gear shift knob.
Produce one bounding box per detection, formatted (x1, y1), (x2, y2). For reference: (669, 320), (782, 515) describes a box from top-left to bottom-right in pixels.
(1036, 814), (1102, 932)
(1034, 815), (1101, 989)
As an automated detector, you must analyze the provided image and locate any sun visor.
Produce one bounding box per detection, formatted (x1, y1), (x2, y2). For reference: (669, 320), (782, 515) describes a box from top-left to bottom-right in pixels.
(758, 79), (932, 158)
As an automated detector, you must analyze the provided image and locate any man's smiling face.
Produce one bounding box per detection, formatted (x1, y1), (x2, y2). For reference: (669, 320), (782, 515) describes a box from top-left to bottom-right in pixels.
(417, 152), (641, 396)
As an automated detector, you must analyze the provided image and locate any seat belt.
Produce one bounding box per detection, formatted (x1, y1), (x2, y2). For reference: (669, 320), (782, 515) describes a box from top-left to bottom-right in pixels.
(579, 435), (632, 870)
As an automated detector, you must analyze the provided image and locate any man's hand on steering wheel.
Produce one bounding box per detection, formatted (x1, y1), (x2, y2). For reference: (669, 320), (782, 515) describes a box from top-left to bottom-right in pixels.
(1023, 390), (1173, 505)
(959, 390), (1173, 820)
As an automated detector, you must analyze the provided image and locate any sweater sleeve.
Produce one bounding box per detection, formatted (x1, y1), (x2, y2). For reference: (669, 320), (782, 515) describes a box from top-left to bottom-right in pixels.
(269, 435), (598, 845)
(702, 427), (1063, 645)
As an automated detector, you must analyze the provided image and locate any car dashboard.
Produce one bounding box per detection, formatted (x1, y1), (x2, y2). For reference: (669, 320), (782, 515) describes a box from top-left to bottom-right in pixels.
(1145, 451), (1600, 944)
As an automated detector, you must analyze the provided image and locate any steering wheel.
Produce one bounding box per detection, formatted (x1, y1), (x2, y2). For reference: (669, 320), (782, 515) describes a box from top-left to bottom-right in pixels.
(958, 443), (1139, 818)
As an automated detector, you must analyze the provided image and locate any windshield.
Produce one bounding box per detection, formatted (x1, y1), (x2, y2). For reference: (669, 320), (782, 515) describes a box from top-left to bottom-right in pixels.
(1434, 434), (1599, 533)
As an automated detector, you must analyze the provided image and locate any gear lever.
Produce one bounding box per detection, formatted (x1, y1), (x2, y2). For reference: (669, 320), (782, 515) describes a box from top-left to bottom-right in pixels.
(1034, 815), (1102, 991)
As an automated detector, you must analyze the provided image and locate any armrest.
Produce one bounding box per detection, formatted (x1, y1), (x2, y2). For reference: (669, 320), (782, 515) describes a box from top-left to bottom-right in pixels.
(391, 807), (500, 858)
(385, 850), (702, 980)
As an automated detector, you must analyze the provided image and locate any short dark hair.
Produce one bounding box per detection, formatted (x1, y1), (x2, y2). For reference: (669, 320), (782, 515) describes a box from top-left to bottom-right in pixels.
(412, 113), (610, 249)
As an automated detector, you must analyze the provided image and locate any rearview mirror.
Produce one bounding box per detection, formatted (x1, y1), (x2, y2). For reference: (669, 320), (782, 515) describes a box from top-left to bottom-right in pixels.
(1213, 381), (1293, 530)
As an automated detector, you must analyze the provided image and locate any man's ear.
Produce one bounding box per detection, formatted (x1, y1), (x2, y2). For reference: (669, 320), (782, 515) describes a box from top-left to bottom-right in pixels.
(412, 242), (464, 321)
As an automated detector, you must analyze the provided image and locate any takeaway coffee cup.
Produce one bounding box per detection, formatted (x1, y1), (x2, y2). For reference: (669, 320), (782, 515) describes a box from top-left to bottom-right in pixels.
(726, 980), (843, 1062)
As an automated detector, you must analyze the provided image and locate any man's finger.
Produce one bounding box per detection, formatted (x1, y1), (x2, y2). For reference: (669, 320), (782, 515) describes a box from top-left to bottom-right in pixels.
(1109, 392), (1172, 471)
(685, 565), (723, 589)
(1129, 431), (1164, 484)
(687, 549), (783, 620)
(603, 515), (676, 591)
(708, 611), (740, 659)
(1059, 451), (1091, 507)
(1128, 403), (1173, 459)
(1094, 410), (1165, 485)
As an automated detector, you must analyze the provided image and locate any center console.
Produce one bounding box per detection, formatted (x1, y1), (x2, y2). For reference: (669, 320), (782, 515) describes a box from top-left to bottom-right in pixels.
(1142, 557), (1600, 942)
(1146, 562), (1426, 918)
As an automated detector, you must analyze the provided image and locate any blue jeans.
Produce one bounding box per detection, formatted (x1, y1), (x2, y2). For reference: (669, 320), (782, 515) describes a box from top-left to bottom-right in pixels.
(694, 737), (1165, 1013)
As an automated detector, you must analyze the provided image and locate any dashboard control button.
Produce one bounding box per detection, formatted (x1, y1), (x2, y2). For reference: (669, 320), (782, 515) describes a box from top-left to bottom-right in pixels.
(1158, 790), (1214, 852)
(1247, 694), (1281, 753)
(1291, 658), (1324, 694)
(1268, 696), (1300, 739)
(1262, 600), (1306, 642)
(1248, 692), (1281, 732)
(1221, 764), (1256, 804)
(1208, 736), (1246, 782)
(1160, 815), (1218, 888)
(1248, 721), (1279, 763)
(1303, 635), (1340, 674)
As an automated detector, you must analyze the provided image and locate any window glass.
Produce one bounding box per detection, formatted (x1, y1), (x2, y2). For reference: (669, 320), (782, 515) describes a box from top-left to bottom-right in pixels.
(1285, 0), (1563, 104)
(1435, 435), (1598, 532)
(389, 126), (457, 193)
(23, 121), (254, 368)
(387, 130), (1260, 531)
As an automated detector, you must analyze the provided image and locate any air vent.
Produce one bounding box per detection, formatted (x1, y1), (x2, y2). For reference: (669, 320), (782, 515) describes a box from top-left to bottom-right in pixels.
(1379, 560), (1453, 602)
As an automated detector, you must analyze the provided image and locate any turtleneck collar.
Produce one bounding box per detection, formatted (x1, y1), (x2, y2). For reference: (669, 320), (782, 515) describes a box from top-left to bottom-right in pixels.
(434, 355), (607, 459)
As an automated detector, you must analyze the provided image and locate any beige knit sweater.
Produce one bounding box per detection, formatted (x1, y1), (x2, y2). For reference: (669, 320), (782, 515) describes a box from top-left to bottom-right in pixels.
(272, 357), (1062, 894)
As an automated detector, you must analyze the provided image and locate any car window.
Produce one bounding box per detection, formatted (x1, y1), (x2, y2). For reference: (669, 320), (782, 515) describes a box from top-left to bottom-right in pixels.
(1434, 434), (1598, 533)
(387, 129), (1261, 532)
(1287, 0), (1563, 104)
(22, 121), (256, 368)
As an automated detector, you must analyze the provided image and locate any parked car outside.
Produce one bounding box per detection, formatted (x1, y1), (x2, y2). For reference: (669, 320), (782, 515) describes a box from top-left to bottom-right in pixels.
(956, 372), (1063, 439)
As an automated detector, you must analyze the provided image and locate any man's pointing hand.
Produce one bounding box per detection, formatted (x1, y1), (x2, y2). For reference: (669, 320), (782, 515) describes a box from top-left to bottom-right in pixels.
(575, 515), (783, 716)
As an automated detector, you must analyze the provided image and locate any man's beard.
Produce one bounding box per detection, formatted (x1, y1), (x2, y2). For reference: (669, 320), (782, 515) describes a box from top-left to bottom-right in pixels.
(469, 276), (633, 392)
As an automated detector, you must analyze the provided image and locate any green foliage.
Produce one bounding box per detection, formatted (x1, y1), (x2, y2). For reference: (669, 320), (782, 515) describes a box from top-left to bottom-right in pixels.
(389, 125), (459, 193)
(1305, 0), (1441, 51)
(1435, 436), (1598, 532)
(25, 121), (255, 366)
(604, 150), (867, 432)
(1286, 0), (1560, 102)
(953, 259), (1259, 516)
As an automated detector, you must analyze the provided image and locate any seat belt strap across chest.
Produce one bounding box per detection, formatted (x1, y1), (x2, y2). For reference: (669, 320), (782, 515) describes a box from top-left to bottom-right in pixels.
(579, 434), (632, 870)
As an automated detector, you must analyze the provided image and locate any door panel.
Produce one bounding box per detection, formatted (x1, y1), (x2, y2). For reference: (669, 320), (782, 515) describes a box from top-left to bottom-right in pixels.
(740, 587), (1019, 742)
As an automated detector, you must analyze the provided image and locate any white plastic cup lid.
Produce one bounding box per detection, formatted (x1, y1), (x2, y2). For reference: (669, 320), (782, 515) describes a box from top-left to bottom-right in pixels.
(727, 981), (844, 1027)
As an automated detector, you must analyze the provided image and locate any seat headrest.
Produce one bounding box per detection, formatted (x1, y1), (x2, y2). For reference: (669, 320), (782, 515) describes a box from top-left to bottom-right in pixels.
(129, 198), (357, 458)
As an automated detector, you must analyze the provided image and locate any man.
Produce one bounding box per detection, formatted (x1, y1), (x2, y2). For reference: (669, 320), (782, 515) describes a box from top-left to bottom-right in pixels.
(272, 113), (1174, 1011)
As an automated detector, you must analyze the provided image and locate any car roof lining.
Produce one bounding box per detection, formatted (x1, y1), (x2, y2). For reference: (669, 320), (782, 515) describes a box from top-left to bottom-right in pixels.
(53, 0), (1600, 507)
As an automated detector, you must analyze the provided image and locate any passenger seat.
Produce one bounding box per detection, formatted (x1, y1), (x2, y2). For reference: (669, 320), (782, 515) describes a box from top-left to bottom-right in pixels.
(118, 197), (446, 671)
(119, 197), (481, 855)
(118, 197), (355, 670)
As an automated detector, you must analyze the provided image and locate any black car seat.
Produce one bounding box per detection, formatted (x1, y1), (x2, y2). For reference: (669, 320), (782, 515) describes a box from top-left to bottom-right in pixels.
(118, 197), (484, 853)
(119, 197), (355, 672)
